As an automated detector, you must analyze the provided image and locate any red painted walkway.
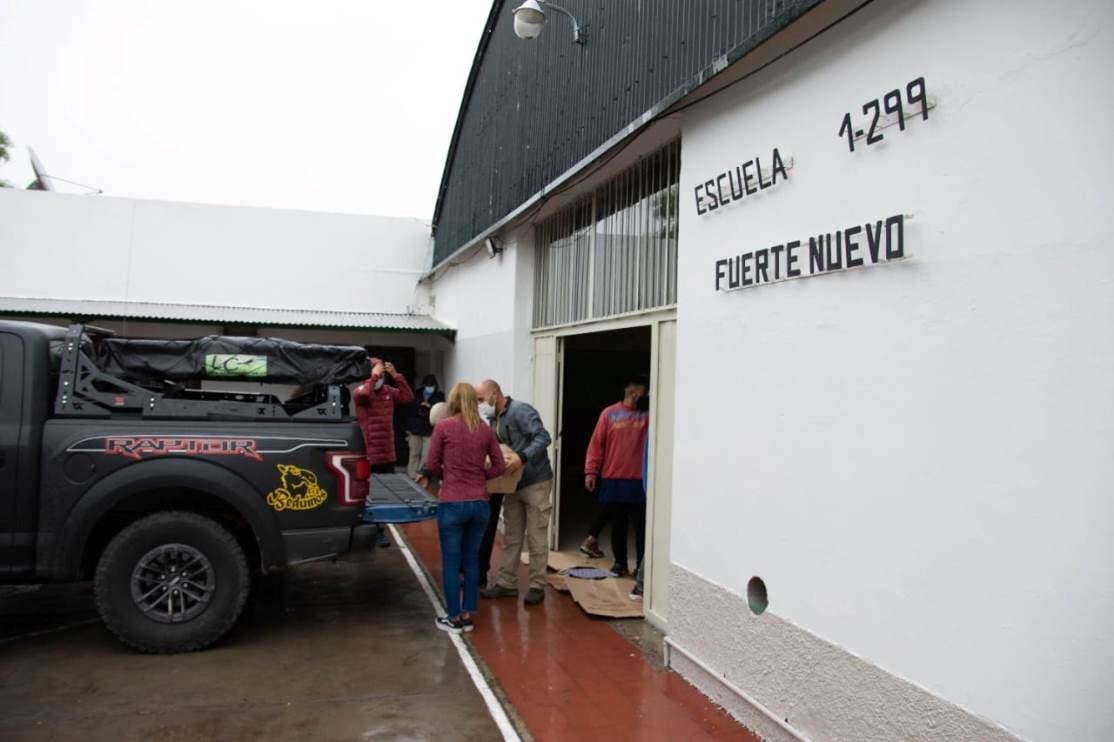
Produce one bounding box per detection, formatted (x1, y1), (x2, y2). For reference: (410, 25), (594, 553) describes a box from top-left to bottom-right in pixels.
(400, 520), (758, 741)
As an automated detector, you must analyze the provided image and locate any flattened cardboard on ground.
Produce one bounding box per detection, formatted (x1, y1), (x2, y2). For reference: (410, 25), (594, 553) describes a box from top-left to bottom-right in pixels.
(566, 576), (643, 619)
(544, 549), (603, 572)
(546, 573), (570, 593)
(519, 549), (599, 571)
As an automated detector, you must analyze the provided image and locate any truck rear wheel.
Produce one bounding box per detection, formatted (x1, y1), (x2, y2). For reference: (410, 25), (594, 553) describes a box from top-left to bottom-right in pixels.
(94, 510), (250, 653)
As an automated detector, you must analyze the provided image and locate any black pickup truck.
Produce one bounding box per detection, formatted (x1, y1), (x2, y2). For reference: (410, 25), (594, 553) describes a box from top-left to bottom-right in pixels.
(0, 321), (436, 653)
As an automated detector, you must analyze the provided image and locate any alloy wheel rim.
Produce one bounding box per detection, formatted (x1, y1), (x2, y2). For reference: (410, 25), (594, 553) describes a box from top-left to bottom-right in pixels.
(130, 543), (216, 623)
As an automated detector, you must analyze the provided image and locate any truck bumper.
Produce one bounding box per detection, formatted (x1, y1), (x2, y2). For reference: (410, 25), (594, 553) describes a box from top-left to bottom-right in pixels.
(350, 523), (381, 551)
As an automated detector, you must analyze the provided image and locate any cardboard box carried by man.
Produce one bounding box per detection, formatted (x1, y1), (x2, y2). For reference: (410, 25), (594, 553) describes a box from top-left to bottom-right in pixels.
(427, 401), (522, 492)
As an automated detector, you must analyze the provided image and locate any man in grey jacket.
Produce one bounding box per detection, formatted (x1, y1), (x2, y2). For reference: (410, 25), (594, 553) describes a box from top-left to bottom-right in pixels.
(476, 379), (554, 605)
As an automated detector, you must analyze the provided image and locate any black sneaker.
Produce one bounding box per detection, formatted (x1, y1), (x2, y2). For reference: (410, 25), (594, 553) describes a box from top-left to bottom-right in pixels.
(435, 616), (464, 633)
(460, 616), (474, 632)
(481, 584), (518, 599)
(524, 587), (545, 605)
(611, 564), (630, 578)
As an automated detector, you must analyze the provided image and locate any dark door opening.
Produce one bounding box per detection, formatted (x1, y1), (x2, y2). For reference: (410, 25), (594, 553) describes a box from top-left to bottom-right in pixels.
(556, 326), (651, 555)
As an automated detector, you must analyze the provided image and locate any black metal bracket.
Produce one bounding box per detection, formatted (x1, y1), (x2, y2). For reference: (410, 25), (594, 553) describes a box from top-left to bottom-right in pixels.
(292, 385), (345, 420)
(54, 325), (154, 417)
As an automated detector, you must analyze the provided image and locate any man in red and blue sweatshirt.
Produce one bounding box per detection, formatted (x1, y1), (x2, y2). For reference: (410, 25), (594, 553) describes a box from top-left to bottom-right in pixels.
(581, 375), (649, 576)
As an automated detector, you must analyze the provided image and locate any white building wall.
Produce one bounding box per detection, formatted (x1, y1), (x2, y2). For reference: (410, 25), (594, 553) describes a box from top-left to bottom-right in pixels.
(430, 229), (535, 399)
(510, 227), (537, 402)
(0, 189), (431, 314)
(670, 1), (1113, 740)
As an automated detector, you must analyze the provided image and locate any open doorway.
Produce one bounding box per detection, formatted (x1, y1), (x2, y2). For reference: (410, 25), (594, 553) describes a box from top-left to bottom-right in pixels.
(555, 326), (651, 554)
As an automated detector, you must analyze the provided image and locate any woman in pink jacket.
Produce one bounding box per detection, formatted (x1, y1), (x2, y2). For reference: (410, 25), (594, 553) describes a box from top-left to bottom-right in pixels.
(417, 383), (505, 633)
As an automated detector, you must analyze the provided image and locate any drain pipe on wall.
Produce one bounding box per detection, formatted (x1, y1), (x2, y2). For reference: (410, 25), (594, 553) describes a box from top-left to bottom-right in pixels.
(664, 637), (809, 742)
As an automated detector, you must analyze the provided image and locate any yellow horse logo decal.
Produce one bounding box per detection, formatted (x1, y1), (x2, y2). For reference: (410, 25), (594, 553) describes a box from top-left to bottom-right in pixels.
(266, 464), (328, 511)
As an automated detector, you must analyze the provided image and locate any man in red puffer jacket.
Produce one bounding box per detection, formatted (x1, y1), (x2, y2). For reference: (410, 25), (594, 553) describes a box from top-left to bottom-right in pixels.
(354, 358), (414, 547)
(354, 358), (415, 472)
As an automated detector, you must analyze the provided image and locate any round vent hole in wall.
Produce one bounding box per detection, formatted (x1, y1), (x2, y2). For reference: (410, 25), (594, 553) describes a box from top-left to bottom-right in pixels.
(747, 577), (768, 615)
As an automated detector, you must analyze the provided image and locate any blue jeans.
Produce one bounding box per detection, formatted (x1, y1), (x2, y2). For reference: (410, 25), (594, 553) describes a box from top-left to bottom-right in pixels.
(437, 499), (490, 618)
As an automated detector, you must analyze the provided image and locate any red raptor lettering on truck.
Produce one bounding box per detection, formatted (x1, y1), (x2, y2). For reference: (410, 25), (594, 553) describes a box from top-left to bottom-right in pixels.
(104, 436), (263, 462)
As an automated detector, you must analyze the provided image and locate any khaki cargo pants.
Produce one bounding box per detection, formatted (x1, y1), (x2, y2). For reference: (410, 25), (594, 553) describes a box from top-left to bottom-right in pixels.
(496, 479), (552, 591)
(406, 433), (430, 478)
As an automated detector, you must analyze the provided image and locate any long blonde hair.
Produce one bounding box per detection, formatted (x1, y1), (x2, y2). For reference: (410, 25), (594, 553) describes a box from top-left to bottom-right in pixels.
(447, 382), (483, 431)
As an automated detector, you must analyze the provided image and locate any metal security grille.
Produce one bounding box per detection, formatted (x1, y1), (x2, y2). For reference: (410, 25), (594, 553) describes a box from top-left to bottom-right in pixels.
(533, 140), (679, 328)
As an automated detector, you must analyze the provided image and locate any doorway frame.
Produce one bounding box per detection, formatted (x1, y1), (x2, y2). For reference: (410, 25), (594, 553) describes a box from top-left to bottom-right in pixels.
(531, 305), (676, 630)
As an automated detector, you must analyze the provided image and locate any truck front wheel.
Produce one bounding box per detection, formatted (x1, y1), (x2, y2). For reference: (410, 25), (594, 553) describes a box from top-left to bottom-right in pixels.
(94, 510), (250, 653)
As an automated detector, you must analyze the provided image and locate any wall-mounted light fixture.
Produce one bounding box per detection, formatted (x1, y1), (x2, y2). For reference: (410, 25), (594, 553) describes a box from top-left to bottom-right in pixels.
(512, 0), (585, 45)
(485, 236), (504, 258)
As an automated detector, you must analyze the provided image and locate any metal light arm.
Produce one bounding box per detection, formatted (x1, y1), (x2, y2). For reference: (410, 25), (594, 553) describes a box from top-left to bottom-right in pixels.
(542, 1), (585, 44)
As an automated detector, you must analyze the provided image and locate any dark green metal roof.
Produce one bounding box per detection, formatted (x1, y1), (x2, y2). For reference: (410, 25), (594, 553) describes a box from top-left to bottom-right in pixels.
(431, 0), (825, 266)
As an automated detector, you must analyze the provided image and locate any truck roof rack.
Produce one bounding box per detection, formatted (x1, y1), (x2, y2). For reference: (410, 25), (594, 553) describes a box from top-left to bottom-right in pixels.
(53, 325), (350, 421)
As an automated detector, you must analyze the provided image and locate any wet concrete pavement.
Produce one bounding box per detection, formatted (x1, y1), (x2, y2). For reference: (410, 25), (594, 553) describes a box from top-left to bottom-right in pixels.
(402, 520), (759, 742)
(0, 546), (501, 741)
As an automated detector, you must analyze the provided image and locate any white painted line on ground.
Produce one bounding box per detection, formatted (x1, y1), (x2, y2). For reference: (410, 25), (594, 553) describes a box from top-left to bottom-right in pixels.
(388, 524), (522, 742)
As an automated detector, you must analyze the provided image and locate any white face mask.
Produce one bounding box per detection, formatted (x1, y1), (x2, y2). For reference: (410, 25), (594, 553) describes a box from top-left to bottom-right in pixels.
(478, 401), (496, 420)
(423, 386), (436, 395)
(374, 377), (385, 391)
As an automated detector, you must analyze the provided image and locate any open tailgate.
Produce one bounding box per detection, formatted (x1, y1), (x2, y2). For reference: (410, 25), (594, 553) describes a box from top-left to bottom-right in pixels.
(361, 473), (438, 524)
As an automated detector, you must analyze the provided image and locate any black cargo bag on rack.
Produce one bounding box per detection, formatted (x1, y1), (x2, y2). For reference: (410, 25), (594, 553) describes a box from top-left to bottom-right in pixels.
(96, 335), (371, 386)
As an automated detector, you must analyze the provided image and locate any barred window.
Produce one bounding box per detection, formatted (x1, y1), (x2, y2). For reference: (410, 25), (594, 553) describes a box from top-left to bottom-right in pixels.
(533, 140), (679, 328)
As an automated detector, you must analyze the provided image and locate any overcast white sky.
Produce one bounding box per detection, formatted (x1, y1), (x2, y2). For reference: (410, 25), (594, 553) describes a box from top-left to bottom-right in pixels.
(0, 1), (492, 221)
